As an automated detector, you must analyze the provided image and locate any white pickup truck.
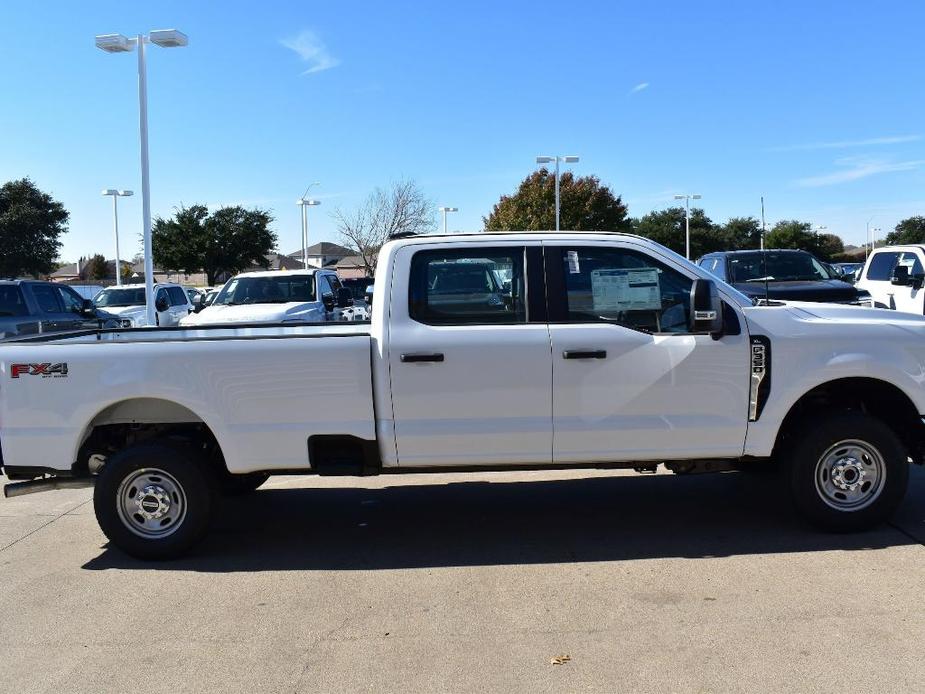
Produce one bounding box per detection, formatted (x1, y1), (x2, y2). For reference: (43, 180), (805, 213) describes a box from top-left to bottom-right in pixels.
(2, 232), (924, 559)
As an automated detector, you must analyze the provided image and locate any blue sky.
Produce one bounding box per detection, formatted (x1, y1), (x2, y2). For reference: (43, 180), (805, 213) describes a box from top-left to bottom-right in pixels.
(2, 0), (924, 261)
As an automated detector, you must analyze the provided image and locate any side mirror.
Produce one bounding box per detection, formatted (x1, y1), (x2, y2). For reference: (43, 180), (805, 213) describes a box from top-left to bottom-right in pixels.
(321, 292), (335, 311)
(689, 278), (724, 336)
(80, 299), (93, 315)
(155, 296), (169, 312)
(336, 287), (354, 309)
(891, 265), (911, 286)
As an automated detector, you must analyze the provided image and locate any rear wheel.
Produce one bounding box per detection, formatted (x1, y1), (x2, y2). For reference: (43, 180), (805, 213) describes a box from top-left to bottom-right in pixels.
(784, 413), (908, 531)
(94, 443), (214, 559)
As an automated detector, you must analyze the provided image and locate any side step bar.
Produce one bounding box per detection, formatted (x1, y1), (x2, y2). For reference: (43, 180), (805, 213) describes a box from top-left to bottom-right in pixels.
(3, 477), (95, 499)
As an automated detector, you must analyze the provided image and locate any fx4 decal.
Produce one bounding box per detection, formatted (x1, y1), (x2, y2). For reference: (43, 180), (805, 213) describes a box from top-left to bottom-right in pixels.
(10, 363), (69, 379)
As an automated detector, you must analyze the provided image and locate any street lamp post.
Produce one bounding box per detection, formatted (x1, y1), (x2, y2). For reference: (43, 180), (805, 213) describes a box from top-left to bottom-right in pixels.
(438, 206), (458, 234)
(674, 193), (702, 259)
(95, 28), (188, 325)
(536, 155), (579, 231)
(101, 189), (133, 286)
(297, 198), (321, 268)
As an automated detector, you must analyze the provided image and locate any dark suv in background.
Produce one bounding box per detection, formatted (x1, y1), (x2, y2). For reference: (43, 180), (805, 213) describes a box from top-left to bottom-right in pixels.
(696, 249), (871, 304)
(0, 280), (118, 339)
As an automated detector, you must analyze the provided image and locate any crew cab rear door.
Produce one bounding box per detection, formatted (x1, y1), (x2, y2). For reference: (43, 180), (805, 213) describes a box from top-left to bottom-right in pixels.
(544, 240), (750, 463)
(387, 242), (552, 467)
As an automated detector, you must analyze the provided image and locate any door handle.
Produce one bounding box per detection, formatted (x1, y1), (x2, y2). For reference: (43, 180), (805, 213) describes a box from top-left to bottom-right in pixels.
(400, 352), (445, 363)
(563, 349), (607, 360)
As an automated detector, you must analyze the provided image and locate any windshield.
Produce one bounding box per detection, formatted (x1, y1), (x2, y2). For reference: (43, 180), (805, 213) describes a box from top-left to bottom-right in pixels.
(728, 252), (832, 283)
(213, 275), (316, 306)
(93, 287), (146, 307)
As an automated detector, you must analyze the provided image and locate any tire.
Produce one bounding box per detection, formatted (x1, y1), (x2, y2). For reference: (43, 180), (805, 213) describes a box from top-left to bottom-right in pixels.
(94, 442), (215, 560)
(219, 471), (270, 496)
(784, 412), (908, 531)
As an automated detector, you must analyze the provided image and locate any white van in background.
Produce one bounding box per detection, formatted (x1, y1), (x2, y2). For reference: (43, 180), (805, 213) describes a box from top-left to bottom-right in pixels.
(856, 245), (925, 313)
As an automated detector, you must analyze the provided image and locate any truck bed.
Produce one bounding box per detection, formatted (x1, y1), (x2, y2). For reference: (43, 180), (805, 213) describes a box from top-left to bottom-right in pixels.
(0, 323), (376, 475)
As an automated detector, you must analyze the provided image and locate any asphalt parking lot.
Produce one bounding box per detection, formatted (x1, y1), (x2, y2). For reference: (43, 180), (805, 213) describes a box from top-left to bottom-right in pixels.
(1, 466), (924, 694)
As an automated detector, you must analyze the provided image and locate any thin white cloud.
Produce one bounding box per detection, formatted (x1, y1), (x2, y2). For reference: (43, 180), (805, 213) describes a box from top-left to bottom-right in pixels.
(629, 82), (649, 95)
(794, 157), (925, 188)
(770, 135), (921, 152)
(280, 30), (340, 75)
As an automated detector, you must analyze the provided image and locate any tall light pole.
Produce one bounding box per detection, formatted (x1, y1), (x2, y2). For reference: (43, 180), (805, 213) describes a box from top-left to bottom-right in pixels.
(297, 198), (321, 268)
(870, 227), (881, 252)
(101, 189), (133, 286)
(438, 206), (458, 234)
(95, 29), (188, 325)
(674, 193), (702, 259)
(536, 155), (579, 231)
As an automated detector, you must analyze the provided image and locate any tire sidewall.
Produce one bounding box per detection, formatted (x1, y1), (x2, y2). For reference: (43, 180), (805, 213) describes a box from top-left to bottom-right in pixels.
(786, 413), (909, 531)
(94, 443), (214, 560)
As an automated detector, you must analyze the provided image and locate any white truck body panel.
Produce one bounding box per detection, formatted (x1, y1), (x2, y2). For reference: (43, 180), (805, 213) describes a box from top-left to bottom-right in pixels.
(0, 325), (375, 474)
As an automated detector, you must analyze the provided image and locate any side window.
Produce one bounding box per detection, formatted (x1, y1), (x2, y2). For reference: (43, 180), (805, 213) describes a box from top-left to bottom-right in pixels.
(166, 286), (188, 306)
(57, 286), (84, 312)
(327, 275), (343, 293)
(31, 284), (64, 313)
(317, 275), (332, 296)
(409, 248), (526, 325)
(0, 285), (28, 317)
(898, 252), (924, 276)
(556, 246), (692, 334)
(866, 252), (900, 281)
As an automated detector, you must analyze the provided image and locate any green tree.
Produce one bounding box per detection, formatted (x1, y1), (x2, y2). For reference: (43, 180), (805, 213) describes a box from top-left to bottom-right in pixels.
(152, 204), (276, 285)
(885, 216), (925, 246)
(484, 168), (630, 232)
(631, 207), (721, 258)
(814, 232), (844, 260)
(765, 220), (815, 251)
(719, 216), (762, 250)
(764, 220), (845, 259)
(85, 253), (109, 280)
(0, 178), (68, 278)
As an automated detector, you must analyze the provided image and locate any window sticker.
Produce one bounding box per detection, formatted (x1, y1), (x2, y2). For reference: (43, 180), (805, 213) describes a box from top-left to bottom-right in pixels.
(591, 268), (661, 311)
(567, 250), (580, 274)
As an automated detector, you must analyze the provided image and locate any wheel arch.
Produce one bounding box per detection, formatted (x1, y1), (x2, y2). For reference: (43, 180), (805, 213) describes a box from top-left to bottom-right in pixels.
(772, 377), (925, 461)
(75, 397), (228, 475)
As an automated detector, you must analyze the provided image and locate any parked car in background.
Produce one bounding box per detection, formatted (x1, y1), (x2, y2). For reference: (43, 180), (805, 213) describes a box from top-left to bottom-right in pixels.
(68, 284), (105, 301)
(856, 245), (925, 313)
(0, 280), (118, 339)
(92, 282), (194, 327)
(697, 249), (871, 305)
(832, 262), (864, 283)
(179, 269), (354, 326)
(184, 286), (207, 312)
(201, 287), (221, 308)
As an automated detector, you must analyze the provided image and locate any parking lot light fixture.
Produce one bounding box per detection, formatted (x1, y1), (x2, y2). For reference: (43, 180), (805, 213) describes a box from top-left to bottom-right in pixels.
(101, 189), (134, 286)
(674, 193), (702, 260)
(297, 198), (322, 268)
(95, 27), (188, 324)
(535, 155), (580, 231)
(438, 206), (458, 234)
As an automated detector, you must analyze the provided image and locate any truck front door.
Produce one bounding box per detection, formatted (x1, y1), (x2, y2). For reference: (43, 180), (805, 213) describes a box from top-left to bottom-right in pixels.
(544, 241), (750, 463)
(387, 243), (552, 467)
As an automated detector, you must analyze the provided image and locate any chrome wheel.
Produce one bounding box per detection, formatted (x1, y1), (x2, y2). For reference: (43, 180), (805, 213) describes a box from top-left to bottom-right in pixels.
(116, 468), (188, 538)
(814, 439), (886, 512)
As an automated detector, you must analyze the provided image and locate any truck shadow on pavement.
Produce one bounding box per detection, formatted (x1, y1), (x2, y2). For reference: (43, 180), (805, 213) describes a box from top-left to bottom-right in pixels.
(83, 467), (925, 572)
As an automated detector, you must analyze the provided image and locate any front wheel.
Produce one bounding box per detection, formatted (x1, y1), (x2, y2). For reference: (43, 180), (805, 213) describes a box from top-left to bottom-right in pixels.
(94, 443), (214, 559)
(785, 413), (908, 531)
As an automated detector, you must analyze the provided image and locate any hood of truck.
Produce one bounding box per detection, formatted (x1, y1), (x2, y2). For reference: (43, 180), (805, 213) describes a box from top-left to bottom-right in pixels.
(96, 305), (151, 326)
(180, 302), (323, 326)
(733, 279), (860, 303)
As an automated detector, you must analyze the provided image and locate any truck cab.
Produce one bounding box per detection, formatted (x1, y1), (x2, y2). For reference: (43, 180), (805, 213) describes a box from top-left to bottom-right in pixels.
(856, 245), (925, 313)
